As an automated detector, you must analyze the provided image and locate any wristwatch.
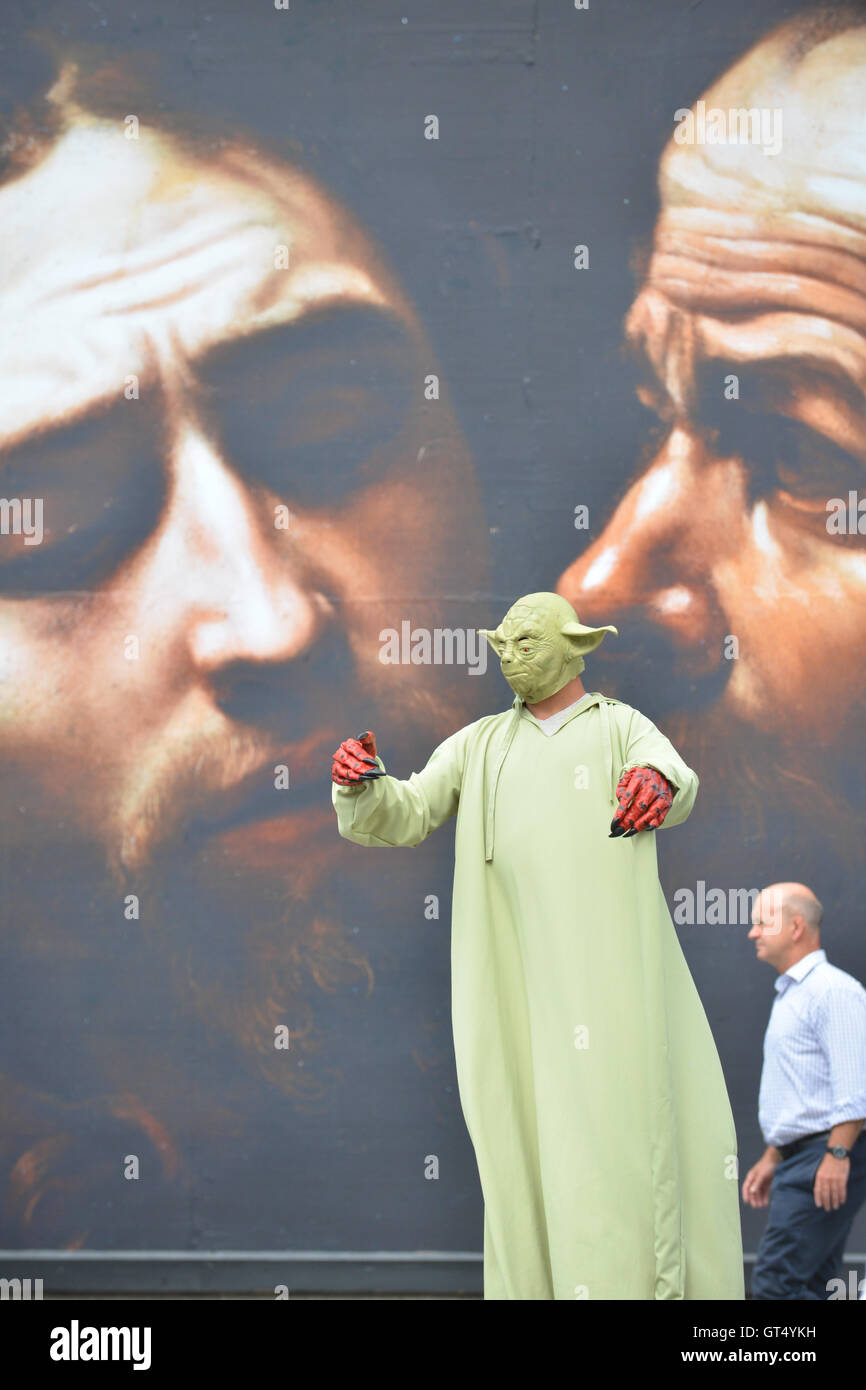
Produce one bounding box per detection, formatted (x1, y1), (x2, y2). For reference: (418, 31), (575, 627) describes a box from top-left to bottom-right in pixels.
(827, 1145), (851, 1159)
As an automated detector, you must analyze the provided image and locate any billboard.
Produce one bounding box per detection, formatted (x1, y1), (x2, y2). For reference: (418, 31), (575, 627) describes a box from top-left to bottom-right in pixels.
(1, 0), (864, 1293)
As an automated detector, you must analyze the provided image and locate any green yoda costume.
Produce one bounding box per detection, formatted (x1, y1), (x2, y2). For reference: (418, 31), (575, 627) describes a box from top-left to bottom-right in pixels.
(332, 593), (744, 1300)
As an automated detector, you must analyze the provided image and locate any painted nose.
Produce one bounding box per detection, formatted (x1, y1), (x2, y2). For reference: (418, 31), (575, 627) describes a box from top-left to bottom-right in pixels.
(556, 428), (751, 709)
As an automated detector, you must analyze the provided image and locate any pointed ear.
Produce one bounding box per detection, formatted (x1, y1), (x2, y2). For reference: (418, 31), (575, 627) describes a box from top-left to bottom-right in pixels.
(560, 621), (618, 658)
(477, 626), (505, 657)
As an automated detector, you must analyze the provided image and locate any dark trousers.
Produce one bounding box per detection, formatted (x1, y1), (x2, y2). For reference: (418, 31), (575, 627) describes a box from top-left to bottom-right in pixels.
(752, 1131), (866, 1299)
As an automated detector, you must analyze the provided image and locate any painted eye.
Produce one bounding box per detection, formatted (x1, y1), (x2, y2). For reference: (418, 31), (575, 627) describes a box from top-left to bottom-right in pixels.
(0, 394), (168, 594)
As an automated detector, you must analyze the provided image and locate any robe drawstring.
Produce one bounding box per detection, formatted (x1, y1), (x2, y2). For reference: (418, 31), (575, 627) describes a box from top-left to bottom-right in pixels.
(485, 693), (617, 862)
(484, 702), (522, 862)
(599, 695), (617, 810)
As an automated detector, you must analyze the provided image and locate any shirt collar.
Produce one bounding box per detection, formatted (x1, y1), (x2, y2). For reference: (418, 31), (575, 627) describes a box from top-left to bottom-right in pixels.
(522, 691), (593, 725)
(775, 948), (827, 995)
(513, 690), (596, 718)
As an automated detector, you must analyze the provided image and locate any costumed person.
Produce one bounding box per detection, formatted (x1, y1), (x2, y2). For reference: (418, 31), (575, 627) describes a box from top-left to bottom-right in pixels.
(331, 592), (744, 1300)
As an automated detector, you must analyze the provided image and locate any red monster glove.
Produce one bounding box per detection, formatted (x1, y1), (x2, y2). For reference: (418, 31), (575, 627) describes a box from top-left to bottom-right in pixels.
(609, 766), (674, 838)
(332, 730), (384, 786)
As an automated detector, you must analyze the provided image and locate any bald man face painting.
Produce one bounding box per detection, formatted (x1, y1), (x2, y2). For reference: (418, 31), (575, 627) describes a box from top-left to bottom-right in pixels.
(0, 72), (488, 1244)
(558, 13), (866, 880)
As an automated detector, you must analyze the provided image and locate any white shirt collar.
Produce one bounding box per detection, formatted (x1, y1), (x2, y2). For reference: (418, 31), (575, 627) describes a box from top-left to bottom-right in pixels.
(775, 948), (826, 994)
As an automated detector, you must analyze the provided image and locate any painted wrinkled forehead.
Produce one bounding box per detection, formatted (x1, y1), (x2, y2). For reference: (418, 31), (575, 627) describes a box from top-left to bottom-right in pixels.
(659, 25), (866, 242)
(0, 115), (405, 443)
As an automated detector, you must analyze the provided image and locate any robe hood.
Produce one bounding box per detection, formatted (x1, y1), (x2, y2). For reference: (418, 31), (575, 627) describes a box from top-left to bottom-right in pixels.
(484, 691), (621, 863)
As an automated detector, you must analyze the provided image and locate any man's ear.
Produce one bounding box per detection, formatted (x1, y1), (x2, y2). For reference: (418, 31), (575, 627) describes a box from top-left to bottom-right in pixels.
(560, 621), (618, 659)
(477, 626), (505, 657)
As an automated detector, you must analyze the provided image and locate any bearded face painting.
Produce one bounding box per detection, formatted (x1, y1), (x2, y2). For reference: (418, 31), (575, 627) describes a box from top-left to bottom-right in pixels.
(0, 51), (489, 1249)
(556, 11), (866, 907)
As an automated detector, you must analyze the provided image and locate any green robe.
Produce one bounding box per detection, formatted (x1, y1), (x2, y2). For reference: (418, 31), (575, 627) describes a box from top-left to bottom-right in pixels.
(332, 692), (744, 1300)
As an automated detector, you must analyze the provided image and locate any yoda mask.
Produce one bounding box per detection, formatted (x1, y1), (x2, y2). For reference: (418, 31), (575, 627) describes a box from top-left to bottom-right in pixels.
(479, 592), (617, 704)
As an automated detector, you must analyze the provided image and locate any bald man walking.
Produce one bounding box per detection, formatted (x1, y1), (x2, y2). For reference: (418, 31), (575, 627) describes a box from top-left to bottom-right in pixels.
(743, 884), (866, 1300)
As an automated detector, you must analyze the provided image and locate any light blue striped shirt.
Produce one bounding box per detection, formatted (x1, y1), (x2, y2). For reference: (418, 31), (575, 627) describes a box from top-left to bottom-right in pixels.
(758, 949), (866, 1147)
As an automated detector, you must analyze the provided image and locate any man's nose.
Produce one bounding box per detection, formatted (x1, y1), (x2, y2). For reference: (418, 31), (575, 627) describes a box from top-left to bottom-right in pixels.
(159, 428), (327, 671)
(557, 427), (742, 680)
